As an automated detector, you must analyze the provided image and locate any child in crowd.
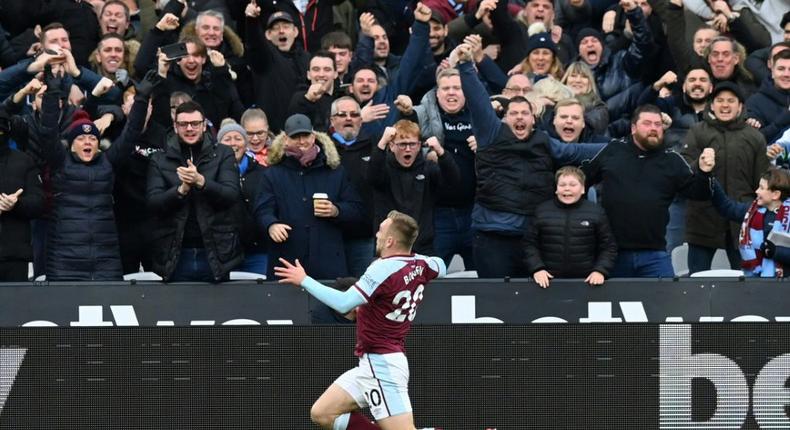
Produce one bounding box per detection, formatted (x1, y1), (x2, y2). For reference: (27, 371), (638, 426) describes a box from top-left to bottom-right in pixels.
(524, 166), (617, 288)
(711, 167), (790, 277)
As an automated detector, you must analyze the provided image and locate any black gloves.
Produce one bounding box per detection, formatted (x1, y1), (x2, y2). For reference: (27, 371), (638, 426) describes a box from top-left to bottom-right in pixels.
(134, 70), (162, 102)
(43, 64), (68, 98)
(761, 239), (776, 259)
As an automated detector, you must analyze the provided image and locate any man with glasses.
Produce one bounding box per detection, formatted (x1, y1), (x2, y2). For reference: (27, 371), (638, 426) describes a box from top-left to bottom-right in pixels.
(255, 113), (365, 283)
(147, 101), (243, 282)
(369, 120), (460, 255)
(329, 97), (377, 276)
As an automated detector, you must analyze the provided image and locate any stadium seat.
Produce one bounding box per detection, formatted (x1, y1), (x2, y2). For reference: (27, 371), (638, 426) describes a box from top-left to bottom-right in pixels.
(689, 269), (744, 277)
(229, 271), (267, 280)
(671, 243), (689, 277)
(445, 270), (478, 278)
(123, 272), (163, 281)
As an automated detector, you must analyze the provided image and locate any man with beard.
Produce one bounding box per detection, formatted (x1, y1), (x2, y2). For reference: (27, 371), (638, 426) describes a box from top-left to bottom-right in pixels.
(370, 120), (460, 257)
(682, 82), (768, 274)
(328, 96), (377, 276)
(457, 43), (602, 278)
(583, 104), (716, 277)
(288, 51), (340, 132)
(347, 4), (436, 141)
(147, 100), (242, 282)
(348, 13), (401, 84)
(637, 67), (713, 252)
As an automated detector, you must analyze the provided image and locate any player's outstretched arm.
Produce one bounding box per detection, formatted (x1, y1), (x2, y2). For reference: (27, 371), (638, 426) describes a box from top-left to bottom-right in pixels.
(427, 256), (448, 278)
(275, 258), (366, 314)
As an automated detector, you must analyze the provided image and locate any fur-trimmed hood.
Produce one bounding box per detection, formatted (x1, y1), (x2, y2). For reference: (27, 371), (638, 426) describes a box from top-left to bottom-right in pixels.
(180, 21), (244, 58)
(267, 131), (341, 169)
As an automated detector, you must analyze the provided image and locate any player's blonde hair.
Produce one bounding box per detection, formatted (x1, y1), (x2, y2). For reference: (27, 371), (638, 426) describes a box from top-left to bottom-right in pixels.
(386, 210), (419, 249)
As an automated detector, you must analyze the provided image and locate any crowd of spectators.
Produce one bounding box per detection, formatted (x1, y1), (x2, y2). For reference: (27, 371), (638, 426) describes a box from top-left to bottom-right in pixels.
(0, 0), (787, 283)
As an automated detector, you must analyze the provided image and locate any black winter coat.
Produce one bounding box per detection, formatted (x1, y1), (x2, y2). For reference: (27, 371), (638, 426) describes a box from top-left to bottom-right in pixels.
(147, 134), (242, 281)
(334, 135), (375, 239)
(245, 16), (310, 133)
(40, 94), (148, 281)
(524, 198), (617, 278)
(369, 147), (461, 255)
(0, 144), (44, 261)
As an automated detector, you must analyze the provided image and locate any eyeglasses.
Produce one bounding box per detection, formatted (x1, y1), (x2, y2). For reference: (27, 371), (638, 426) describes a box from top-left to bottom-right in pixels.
(246, 130), (269, 137)
(504, 86), (531, 94)
(333, 111), (361, 118)
(175, 120), (204, 129)
(393, 141), (420, 149)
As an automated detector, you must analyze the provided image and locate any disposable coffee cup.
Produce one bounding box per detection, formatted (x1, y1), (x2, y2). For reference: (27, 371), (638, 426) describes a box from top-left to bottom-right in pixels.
(313, 193), (328, 211)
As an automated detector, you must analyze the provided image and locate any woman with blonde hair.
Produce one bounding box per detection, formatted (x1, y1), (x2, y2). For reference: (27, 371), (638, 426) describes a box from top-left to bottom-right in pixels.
(561, 61), (609, 135)
(519, 23), (565, 82)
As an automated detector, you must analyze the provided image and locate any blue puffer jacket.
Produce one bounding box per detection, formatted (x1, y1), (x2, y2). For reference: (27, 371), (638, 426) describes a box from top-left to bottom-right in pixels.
(40, 92), (146, 281)
(745, 78), (790, 144)
(254, 132), (365, 281)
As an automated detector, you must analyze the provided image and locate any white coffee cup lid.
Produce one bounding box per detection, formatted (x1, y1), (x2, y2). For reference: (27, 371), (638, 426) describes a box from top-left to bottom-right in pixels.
(313, 193), (329, 199)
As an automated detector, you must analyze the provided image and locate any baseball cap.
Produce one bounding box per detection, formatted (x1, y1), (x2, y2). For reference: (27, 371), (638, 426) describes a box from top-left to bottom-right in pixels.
(284, 114), (314, 137)
(711, 81), (745, 103)
(267, 11), (294, 28)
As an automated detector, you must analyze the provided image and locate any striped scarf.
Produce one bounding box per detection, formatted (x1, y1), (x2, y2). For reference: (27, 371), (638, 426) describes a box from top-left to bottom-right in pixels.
(739, 199), (790, 277)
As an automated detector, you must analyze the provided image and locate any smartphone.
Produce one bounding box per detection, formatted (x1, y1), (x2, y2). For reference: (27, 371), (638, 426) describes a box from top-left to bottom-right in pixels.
(161, 42), (188, 61)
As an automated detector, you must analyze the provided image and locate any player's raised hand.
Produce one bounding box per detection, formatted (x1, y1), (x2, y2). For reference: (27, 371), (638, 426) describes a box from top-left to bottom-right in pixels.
(274, 258), (307, 286)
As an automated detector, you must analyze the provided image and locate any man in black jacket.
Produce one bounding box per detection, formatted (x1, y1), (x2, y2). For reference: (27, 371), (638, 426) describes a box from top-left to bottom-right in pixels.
(147, 101), (242, 282)
(328, 96), (376, 276)
(369, 120), (460, 255)
(0, 108), (44, 281)
(582, 104), (715, 277)
(244, 6), (309, 133)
